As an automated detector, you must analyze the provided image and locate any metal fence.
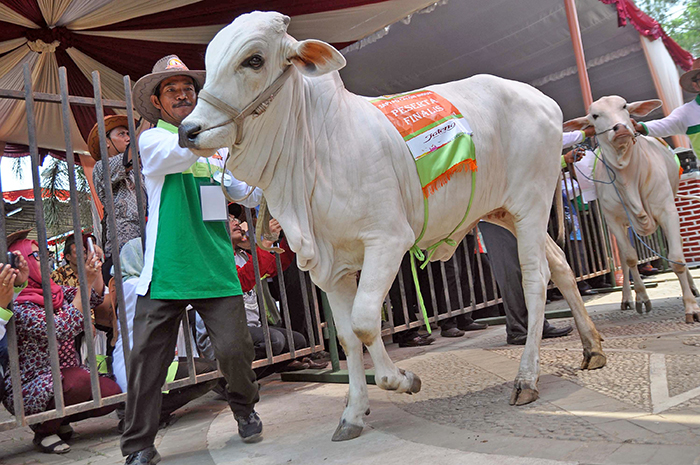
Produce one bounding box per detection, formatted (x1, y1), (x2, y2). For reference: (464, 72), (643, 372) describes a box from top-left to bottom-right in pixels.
(0, 66), (662, 432)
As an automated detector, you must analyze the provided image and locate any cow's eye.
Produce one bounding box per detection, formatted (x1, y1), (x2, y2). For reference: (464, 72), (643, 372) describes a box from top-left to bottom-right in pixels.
(244, 55), (264, 70)
(623, 104), (627, 110)
(591, 114), (599, 120)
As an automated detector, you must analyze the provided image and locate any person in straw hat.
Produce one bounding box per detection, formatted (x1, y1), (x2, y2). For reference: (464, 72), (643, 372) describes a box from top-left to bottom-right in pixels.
(88, 115), (144, 283)
(120, 55), (262, 465)
(634, 57), (700, 156)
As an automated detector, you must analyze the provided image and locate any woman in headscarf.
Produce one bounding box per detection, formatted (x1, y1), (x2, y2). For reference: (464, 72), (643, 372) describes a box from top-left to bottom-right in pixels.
(2, 233), (121, 454)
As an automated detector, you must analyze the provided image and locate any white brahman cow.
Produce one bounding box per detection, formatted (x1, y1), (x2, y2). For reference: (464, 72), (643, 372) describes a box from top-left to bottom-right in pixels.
(178, 11), (605, 441)
(565, 96), (700, 322)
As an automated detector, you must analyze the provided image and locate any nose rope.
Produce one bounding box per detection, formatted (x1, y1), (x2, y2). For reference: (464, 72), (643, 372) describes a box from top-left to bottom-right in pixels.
(189, 65), (294, 146)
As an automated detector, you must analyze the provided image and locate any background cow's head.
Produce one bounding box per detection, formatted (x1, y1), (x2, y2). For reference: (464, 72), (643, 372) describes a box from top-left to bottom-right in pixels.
(179, 11), (346, 155)
(564, 96), (662, 166)
(564, 95), (662, 168)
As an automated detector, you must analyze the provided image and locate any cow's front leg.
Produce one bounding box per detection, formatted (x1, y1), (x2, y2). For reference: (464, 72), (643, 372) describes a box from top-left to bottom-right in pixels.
(326, 275), (369, 442)
(510, 218), (549, 406)
(355, 254), (422, 396)
(686, 267), (699, 297)
(608, 221), (650, 312)
(658, 208), (700, 323)
(545, 236), (606, 370)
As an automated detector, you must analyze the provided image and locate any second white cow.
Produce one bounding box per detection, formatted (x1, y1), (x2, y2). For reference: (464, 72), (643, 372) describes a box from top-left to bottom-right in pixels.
(179, 11), (606, 441)
(565, 96), (700, 322)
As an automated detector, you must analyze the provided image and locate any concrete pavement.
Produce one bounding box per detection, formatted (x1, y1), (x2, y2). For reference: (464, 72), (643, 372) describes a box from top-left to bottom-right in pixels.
(2, 269), (700, 464)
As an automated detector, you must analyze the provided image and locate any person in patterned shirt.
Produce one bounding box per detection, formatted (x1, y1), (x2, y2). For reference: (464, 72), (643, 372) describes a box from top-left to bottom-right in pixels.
(88, 115), (145, 283)
(3, 234), (121, 454)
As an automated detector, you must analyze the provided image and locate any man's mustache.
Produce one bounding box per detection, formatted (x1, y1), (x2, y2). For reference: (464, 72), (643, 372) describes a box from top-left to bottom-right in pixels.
(172, 101), (193, 108)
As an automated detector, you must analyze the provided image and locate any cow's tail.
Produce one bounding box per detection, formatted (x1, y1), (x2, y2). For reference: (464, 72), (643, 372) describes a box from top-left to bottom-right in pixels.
(677, 194), (700, 202)
(555, 173), (565, 249)
(256, 195), (285, 254)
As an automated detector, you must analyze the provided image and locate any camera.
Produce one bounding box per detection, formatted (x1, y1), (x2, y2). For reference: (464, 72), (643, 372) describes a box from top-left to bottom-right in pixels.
(6, 252), (16, 269)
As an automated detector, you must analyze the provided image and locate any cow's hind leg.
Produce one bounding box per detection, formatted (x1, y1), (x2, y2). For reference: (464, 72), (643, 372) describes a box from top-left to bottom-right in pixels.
(657, 207), (700, 323)
(510, 216), (550, 406)
(545, 236), (606, 370)
(326, 275), (370, 442)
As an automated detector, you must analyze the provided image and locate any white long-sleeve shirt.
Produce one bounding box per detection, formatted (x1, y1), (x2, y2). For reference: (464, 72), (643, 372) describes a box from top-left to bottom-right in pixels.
(642, 95), (700, 155)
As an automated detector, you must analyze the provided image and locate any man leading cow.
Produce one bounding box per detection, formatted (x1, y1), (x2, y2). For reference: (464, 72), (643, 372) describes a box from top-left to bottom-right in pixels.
(120, 55), (263, 465)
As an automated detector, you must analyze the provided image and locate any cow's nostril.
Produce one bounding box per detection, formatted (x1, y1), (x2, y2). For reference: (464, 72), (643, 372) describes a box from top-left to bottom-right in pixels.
(187, 125), (201, 141)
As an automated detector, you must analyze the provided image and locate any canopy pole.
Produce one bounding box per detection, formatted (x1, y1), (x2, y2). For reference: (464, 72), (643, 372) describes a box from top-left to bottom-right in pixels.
(564, 0), (593, 110)
(564, 0), (622, 284)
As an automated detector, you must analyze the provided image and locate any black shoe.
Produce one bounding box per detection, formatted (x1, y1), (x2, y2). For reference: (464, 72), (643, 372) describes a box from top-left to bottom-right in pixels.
(543, 324), (573, 339)
(506, 324), (573, 345)
(458, 322), (488, 331)
(125, 446), (161, 465)
(440, 327), (465, 338)
(235, 410), (263, 443)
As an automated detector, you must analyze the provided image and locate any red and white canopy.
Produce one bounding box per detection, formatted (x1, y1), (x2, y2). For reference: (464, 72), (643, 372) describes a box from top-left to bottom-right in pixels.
(0, 0), (694, 156)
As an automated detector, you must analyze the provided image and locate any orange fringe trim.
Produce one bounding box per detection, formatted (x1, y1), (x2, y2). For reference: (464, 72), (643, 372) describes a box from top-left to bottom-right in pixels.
(422, 158), (477, 198)
(680, 166), (684, 180)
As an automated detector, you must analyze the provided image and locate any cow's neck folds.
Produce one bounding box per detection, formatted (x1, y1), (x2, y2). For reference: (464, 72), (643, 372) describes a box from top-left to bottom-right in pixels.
(226, 70), (329, 280)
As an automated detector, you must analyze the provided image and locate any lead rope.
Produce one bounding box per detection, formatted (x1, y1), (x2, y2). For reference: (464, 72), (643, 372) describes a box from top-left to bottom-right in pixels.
(408, 169), (477, 333)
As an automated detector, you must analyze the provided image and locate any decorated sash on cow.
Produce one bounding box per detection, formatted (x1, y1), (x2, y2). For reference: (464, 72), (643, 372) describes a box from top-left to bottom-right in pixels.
(371, 90), (477, 332)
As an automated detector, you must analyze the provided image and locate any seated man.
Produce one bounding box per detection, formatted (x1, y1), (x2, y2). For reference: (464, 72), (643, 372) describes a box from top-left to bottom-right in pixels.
(196, 212), (326, 375)
(111, 238), (219, 429)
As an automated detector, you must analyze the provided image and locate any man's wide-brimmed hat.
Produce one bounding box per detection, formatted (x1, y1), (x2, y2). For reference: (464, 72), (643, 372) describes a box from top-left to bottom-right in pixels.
(87, 115), (133, 161)
(680, 58), (700, 94)
(132, 55), (205, 124)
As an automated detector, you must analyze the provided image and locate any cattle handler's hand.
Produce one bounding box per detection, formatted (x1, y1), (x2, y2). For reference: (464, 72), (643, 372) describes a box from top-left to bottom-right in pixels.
(583, 126), (596, 138)
(563, 147), (585, 164)
(631, 118), (646, 134)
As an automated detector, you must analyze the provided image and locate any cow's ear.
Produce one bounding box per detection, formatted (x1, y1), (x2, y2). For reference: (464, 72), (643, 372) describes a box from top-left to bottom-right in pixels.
(563, 117), (590, 131)
(627, 99), (662, 117)
(287, 39), (346, 77)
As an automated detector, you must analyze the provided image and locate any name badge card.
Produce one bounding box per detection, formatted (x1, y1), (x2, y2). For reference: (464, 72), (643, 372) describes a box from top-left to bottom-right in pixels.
(200, 183), (228, 222)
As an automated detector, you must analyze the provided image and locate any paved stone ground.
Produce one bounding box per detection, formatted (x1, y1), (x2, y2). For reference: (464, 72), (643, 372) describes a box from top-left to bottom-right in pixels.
(2, 270), (700, 464)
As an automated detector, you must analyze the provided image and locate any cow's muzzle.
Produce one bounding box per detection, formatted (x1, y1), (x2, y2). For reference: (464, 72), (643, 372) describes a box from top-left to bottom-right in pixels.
(178, 122), (201, 148)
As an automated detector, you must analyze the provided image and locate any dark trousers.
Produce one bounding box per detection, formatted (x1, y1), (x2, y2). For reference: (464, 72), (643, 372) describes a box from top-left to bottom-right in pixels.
(479, 223), (552, 338)
(120, 292), (259, 456)
(33, 366), (121, 436)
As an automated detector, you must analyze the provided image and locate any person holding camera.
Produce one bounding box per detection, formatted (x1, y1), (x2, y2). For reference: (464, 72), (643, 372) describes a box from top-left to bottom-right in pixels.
(0, 230), (30, 405)
(2, 230), (121, 454)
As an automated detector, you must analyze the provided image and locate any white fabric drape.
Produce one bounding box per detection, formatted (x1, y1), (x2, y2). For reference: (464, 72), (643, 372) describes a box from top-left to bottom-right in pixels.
(76, 24), (225, 44)
(38, 0), (73, 26)
(56, 0), (113, 26)
(0, 43), (30, 77)
(0, 3), (38, 28)
(640, 35), (691, 149)
(68, 0), (201, 31)
(0, 51), (39, 135)
(289, 0), (436, 42)
(66, 47), (126, 100)
(0, 38), (28, 55)
(0, 52), (87, 152)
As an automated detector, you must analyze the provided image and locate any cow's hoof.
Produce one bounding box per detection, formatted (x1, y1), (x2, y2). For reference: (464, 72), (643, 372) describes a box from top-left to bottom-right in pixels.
(408, 371), (422, 394)
(510, 386), (539, 406)
(635, 301), (644, 314)
(621, 301), (633, 310)
(644, 300), (652, 313)
(581, 350), (607, 370)
(332, 419), (363, 442)
(686, 313), (700, 324)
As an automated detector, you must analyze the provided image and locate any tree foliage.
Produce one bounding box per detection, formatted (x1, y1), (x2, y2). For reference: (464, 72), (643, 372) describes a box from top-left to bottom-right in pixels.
(637, 0), (700, 58)
(40, 157), (93, 236)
